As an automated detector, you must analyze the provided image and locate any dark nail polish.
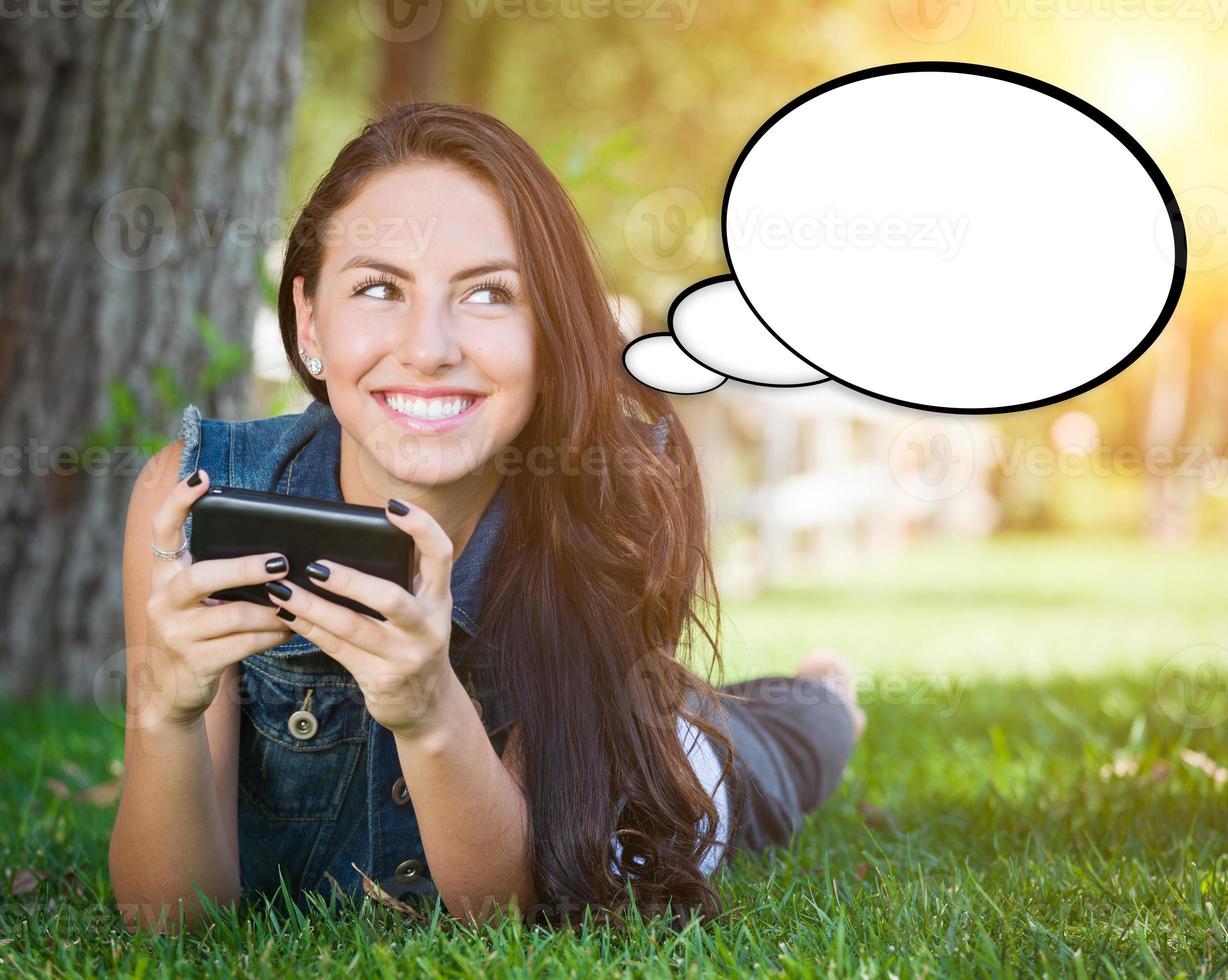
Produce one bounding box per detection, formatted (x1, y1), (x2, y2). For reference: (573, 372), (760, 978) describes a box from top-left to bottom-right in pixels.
(387, 498), (409, 516)
(265, 556), (288, 575)
(306, 561), (330, 582)
(187, 469), (202, 487)
(266, 581), (292, 601)
(276, 607), (296, 622)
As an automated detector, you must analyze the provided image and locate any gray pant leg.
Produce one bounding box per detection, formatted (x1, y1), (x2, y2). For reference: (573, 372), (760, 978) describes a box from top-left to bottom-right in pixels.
(694, 675), (855, 858)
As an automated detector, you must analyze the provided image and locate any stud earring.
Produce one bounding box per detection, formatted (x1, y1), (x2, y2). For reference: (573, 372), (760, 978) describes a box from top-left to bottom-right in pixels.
(298, 347), (324, 377)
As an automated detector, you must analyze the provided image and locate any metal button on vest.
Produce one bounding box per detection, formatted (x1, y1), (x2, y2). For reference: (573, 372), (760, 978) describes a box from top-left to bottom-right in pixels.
(288, 689), (318, 740)
(391, 776), (410, 805)
(288, 709), (318, 740)
(395, 858), (423, 879)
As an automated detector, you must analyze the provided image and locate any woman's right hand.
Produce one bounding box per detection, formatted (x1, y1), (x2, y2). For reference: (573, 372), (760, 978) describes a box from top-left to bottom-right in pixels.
(136, 468), (295, 730)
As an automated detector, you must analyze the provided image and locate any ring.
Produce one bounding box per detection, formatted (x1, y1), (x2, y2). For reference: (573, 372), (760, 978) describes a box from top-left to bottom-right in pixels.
(151, 536), (190, 561)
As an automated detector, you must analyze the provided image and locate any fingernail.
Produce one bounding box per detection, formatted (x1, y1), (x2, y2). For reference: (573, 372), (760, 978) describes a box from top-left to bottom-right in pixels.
(276, 607), (296, 622)
(306, 561), (330, 581)
(387, 498), (409, 516)
(265, 556), (288, 575)
(187, 469), (203, 487)
(266, 581), (292, 601)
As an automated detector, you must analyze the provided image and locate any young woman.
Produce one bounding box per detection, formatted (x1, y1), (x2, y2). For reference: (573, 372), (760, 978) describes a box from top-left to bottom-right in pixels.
(109, 102), (864, 933)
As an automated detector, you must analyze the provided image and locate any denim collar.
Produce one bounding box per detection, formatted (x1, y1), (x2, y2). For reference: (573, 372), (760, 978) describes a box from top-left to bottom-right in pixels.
(276, 400), (507, 637)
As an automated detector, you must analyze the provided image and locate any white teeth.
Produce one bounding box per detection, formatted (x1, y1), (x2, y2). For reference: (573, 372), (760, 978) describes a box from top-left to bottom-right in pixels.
(383, 393), (474, 420)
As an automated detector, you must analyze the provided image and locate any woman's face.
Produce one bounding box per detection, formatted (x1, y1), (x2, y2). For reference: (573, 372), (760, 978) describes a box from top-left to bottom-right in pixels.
(294, 162), (540, 489)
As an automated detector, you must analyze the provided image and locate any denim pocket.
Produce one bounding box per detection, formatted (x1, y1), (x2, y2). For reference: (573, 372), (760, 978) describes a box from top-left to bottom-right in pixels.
(237, 655), (367, 821)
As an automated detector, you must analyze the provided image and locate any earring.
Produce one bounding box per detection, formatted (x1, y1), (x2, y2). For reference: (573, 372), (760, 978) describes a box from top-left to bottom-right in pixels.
(298, 346), (324, 377)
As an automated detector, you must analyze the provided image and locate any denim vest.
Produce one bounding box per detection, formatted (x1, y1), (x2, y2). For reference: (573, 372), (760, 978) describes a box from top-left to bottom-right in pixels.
(176, 399), (517, 911)
(175, 400), (728, 912)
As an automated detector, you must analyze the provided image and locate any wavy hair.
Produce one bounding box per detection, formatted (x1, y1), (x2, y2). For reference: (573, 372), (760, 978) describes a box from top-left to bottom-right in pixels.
(276, 101), (738, 929)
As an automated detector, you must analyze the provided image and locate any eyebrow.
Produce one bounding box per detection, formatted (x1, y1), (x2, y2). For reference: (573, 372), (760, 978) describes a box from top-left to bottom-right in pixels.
(338, 255), (519, 283)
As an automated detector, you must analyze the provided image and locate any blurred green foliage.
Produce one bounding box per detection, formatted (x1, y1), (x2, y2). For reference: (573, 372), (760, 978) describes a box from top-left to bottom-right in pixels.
(80, 313), (250, 460)
(270, 1), (1227, 540)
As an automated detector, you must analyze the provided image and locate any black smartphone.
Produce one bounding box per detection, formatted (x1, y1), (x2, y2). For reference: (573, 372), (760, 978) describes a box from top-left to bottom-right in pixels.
(188, 485), (413, 620)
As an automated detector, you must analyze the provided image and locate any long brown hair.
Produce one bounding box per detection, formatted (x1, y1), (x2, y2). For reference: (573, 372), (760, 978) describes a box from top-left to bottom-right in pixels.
(277, 102), (738, 929)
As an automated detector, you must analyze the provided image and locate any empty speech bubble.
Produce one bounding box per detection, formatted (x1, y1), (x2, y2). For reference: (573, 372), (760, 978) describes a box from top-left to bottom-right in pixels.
(623, 62), (1186, 413)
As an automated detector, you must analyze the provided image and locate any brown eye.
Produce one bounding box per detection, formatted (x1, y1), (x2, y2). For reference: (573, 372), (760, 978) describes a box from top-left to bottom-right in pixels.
(466, 287), (507, 305)
(464, 277), (519, 306)
(353, 276), (401, 301)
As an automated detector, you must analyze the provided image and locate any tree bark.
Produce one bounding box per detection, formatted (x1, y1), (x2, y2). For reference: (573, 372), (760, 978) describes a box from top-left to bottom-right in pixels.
(0, 0), (303, 696)
(375, 1), (448, 108)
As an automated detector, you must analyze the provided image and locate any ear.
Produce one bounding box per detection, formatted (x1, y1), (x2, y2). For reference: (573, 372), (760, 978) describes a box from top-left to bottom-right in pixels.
(292, 275), (318, 355)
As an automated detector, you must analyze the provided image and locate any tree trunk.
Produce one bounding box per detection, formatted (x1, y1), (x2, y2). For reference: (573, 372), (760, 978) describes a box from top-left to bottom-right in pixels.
(0, 1), (303, 697)
(375, 0), (449, 108)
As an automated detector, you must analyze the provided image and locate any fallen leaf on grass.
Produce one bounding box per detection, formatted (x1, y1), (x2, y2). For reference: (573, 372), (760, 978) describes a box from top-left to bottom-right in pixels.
(59, 870), (89, 900)
(856, 800), (898, 832)
(79, 779), (122, 806)
(44, 775), (122, 807)
(10, 868), (48, 896)
(350, 862), (427, 920)
(320, 871), (358, 911)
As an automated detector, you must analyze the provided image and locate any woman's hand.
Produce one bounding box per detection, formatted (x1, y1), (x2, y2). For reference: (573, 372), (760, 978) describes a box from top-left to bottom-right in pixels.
(263, 498), (457, 738)
(141, 468), (295, 729)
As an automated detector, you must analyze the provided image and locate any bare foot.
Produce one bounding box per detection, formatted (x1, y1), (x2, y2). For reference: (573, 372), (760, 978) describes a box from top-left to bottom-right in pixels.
(794, 647), (867, 743)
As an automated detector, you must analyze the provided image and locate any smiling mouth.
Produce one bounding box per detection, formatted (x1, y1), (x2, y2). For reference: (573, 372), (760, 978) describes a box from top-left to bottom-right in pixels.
(373, 391), (485, 429)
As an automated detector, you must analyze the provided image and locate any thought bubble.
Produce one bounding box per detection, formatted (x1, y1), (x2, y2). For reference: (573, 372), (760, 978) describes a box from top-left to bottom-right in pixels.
(623, 62), (1187, 414)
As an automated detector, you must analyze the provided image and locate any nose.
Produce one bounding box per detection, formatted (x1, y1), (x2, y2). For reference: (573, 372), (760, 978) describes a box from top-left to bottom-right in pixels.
(395, 292), (462, 375)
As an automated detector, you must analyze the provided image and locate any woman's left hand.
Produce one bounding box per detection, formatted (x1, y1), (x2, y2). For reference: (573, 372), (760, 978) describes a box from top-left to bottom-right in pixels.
(264, 498), (457, 738)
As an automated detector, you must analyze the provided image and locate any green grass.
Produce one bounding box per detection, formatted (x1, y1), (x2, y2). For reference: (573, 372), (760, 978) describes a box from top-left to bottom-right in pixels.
(3, 533), (1227, 976)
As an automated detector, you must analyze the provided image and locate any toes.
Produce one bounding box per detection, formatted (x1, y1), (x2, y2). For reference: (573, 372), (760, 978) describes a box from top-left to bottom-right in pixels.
(795, 647), (852, 680)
